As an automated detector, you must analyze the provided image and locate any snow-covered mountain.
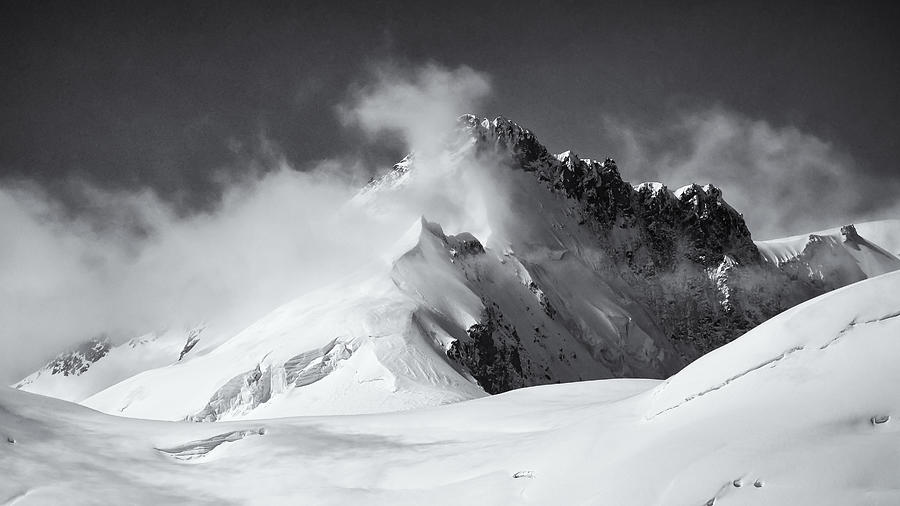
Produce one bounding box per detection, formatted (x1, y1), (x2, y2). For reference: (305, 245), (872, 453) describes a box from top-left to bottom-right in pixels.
(757, 220), (900, 289)
(12, 116), (898, 421)
(13, 326), (213, 403)
(3, 270), (899, 505)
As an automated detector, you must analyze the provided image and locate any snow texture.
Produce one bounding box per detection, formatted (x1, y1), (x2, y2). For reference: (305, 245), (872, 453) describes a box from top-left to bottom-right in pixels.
(2, 271), (900, 504)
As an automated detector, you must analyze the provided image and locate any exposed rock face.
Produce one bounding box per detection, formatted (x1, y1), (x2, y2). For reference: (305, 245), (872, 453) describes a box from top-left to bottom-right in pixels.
(459, 116), (758, 265)
(447, 302), (527, 394)
(775, 233), (865, 290)
(841, 224), (862, 243)
(437, 116), (822, 376)
(45, 337), (111, 377)
(178, 327), (203, 361)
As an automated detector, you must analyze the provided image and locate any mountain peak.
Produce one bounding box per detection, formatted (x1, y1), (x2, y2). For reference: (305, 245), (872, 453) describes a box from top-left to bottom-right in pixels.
(370, 114), (755, 269)
(840, 224), (861, 243)
(454, 114), (551, 166)
(456, 114), (526, 139)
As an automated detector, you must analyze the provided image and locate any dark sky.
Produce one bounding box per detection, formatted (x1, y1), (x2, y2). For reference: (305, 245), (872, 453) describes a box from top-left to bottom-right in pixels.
(2, 0), (898, 215)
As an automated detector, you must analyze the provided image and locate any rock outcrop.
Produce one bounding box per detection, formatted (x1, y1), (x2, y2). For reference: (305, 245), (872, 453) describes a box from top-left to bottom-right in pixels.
(43, 337), (111, 377)
(394, 116), (824, 382)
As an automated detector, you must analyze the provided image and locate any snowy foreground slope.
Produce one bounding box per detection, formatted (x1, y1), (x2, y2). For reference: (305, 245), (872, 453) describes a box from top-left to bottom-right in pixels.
(3, 271), (899, 505)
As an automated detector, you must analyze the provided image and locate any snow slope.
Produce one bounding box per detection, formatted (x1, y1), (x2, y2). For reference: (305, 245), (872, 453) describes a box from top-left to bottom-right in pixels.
(80, 209), (681, 420)
(13, 115), (885, 420)
(2, 271), (899, 505)
(60, 119), (710, 420)
(12, 327), (209, 403)
(81, 249), (488, 420)
(856, 219), (900, 256)
(757, 220), (900, 287)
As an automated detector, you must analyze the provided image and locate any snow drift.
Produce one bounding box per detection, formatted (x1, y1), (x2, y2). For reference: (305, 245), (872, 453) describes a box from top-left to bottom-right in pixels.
(2, 270), (899, 505)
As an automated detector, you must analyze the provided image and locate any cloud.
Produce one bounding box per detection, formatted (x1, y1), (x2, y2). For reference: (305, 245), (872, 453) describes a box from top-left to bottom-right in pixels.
(0, 62), (495, 383)
(601, 107), (899, 239)
(0, 162), (399, 382)
(338, 61), (502, 239)
(339, 62), (491, 156)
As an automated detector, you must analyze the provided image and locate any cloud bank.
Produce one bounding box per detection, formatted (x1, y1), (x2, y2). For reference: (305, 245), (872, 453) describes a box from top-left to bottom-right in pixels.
(602, 107), (899, 240)
(0, 62), (493, 383)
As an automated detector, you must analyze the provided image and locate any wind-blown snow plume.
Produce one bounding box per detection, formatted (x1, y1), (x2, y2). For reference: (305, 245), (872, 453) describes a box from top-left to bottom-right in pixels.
(603, 107), (898, 239)
(0, 165), (392, 382)
(339, 62), (491, 156)
(341, 62), (507, 242)
(0, 63), (495, 383)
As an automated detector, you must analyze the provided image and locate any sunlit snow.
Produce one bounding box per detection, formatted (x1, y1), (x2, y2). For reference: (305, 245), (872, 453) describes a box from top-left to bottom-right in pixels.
(3, 272), (900, 505)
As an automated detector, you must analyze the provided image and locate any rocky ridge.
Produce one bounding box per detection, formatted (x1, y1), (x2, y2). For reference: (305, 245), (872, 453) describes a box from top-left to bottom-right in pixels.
(44, 337), (111, 377)
(15, 116), (897, 417)
(380, 115), (824, 383)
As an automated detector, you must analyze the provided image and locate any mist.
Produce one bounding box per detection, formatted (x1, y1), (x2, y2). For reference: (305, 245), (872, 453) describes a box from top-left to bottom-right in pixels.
(601, 107), (900, 240)
(0, 62), (494, 383)
(340, 62), (491, 157)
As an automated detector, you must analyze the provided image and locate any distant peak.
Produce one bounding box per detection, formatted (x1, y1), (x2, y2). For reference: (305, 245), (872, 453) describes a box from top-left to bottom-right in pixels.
(419, 216), (446, 238)
(702, 184), (722, 198)
(456, 114), (529, 137)
(840, 224), (861, 243)
(555, 151), (583, 171)
(634, 182), (668, 194)
(674, 183), (723, 201)
(452, 114), (551, 168)
(489, 115), (515, 127)
(457, 113), (480, 128)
